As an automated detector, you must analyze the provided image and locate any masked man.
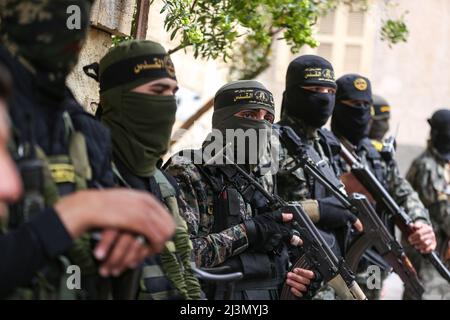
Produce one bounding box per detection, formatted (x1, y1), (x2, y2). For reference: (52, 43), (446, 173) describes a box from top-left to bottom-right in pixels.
(369, 94), (391, 142)
(96, 39), (201, 300)
(331, 73), (436, 299)
(275, 55), (362, 299)
(165, 80), (314, 300)
(406, 109), (450, 300)
(0, 0), (174, 299)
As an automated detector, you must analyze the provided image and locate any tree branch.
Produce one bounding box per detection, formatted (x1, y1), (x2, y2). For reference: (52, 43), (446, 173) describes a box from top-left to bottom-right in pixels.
(168, 43), (189, 55)
(171, 36), (274, 146)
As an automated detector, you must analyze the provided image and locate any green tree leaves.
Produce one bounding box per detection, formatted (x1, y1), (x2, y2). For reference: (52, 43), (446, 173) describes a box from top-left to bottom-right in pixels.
(158, 0), (409, 79)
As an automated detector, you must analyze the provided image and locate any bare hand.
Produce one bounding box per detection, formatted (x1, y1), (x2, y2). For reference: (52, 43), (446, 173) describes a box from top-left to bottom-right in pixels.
(408, 221), (437, 253)
(55, 189), (175, 254)
(94, 229), (152, 277)
(286, 268), (315, 298)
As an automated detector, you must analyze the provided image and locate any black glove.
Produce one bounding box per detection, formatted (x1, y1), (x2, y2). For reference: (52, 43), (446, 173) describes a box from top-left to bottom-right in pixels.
(244, 210), (293, 253)
(317, 197), (357, 229)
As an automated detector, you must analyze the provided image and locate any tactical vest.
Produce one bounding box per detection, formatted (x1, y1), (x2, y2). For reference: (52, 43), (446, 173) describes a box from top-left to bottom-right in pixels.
(275, 124), (350, 255)
(7, 111), (98, 300)
(275, 124), (344, 200)
(357, 138), (386, 188)
(112, 160), (201, 300)
(187, 151), (289, 300)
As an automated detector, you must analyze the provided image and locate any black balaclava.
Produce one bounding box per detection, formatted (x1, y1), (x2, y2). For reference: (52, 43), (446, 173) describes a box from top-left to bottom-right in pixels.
(369, 94), (391, 140)
(208, 80), (275, 165)
(281, 55), (337, 128)
(331, 74), (373, 145)
(428, 109), (450, 161)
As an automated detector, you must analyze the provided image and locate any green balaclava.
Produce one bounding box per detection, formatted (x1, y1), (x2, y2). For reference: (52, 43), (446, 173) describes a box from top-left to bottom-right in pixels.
(0, 0), (93, 100)
(99, 40), (178, 177)
(210, 80), (275, 165)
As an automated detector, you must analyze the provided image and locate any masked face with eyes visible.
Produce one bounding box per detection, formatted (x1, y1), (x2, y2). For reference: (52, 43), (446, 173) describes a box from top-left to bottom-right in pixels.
(331, 74), (373, 145)
(369, 94), (391, 141)
(209, 80), (275, 166)
(99, 40), (178, 177)
(281, 55), (337, 129)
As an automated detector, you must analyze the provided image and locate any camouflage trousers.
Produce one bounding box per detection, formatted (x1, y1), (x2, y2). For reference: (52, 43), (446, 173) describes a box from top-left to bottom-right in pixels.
(313, 285), (338, 300)
(403, 261), (450, 300)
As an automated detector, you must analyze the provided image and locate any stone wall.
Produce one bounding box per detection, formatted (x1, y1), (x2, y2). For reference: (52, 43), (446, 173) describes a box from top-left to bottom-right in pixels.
(67, 0), (135, 114)
(370, 0), (450, 172)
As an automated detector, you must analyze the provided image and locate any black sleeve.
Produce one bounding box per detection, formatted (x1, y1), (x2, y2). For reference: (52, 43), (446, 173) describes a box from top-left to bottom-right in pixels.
(65, 95), (115, 188)
(0, 207), (73, 298)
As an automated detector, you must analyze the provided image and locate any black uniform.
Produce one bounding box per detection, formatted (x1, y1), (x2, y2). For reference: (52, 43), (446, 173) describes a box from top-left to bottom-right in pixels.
(0, 42), (113, 298)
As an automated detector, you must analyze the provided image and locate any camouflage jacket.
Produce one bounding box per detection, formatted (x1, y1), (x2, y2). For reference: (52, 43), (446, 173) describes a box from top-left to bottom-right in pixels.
(337, 137), (429, 223)
(405, 145), (450, 299)
(406, 145), (450, 252)
(164, 151), (274, 268)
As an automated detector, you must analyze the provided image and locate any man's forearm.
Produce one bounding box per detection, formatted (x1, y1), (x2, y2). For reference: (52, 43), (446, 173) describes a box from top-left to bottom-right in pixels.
(192, 224), (248, 268)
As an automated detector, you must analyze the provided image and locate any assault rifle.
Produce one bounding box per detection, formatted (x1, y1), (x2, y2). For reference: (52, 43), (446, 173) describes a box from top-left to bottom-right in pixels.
(339, 141), (450, 284)
(276, 125), (425, 299)
(205, 146), (366, 300)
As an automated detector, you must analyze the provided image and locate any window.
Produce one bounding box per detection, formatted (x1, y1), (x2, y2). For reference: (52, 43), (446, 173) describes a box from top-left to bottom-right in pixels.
(313, 5), (374, 76)
(347, 11), (365, 37)
(344, 45), (362, 72)
(319, 11), (336, 35)
(317, 43), (333, 62)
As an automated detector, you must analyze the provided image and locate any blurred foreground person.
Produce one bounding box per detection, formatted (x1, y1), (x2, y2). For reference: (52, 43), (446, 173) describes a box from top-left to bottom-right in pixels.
(0, 0), (174, 299)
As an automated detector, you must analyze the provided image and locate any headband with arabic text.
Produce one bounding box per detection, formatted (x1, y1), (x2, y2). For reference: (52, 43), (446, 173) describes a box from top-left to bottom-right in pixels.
(99, 54), (176, 92)
(214, 88), (275, 112)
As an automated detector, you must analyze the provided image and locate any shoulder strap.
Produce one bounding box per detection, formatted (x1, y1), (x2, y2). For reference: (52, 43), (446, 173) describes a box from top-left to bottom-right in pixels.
(359, 138), (386, 185)
(318, 128), (341, 156)
(317, 128), (342, 176)
(154, 169), (177, 199)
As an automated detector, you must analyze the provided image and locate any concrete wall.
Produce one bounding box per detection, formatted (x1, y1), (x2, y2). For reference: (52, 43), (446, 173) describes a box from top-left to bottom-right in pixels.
(67, 0), (135, 114)
(145, 0), (229, 156)
(370, 0), (450, 172)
